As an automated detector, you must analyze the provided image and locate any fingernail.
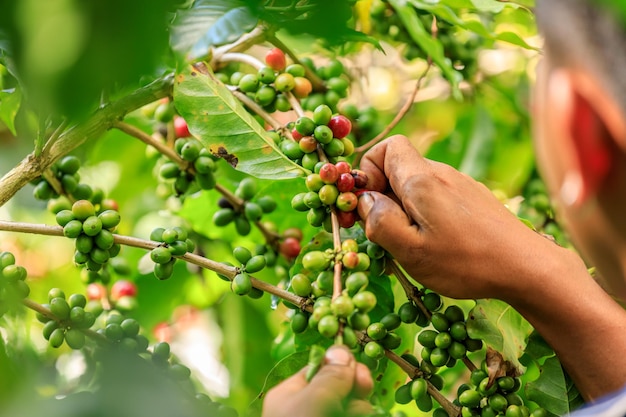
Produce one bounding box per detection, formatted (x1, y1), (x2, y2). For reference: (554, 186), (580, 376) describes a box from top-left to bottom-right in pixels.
(357, 192), (374, 219)
(326, 346), (352, 366)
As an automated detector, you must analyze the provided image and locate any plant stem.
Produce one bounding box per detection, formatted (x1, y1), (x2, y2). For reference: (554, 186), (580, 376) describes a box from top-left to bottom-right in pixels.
(330, 210), (343, 301)
(285, 91), (305, 118)
(0, 75), (174, 208)
(22, 298), (110, 344)
(220, 52), (265, 71)
(0, 220), (301, 308)
(211, 25), (269, 67)
(354, 62), (432, 156)
(231, 90), (283, 131)
(389, 260), (431, 318)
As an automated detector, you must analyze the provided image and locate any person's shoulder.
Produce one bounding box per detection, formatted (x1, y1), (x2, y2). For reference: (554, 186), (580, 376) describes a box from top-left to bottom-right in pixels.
(568, 384), (626, 417)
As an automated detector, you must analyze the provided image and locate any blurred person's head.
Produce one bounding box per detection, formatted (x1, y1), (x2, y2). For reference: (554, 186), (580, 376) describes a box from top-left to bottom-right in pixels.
(533, 0), (626, 298)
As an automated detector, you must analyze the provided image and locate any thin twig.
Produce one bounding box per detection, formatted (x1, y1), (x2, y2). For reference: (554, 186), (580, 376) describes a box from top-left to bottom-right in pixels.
(232, 90), (283, 131)
(285, 92), (305, 118)
(22, 298), (110, 344)
(114, 121), (187, 168)
(0, 220), (296, 307)
(220, 52), (265, 71)
(354, 62), (432, 155)
(330, 210), (343, 301)
(389, 260), (431, 319)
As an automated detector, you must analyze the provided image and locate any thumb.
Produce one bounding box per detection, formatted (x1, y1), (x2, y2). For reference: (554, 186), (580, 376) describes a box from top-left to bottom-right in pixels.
(358, 192), (420, 257)
(304, 345), (357, 401)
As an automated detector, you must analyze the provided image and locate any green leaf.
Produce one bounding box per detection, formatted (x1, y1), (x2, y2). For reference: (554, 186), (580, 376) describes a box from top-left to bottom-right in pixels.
(525, 356), (583, 416)
(389, 0), (462, 98)
(248, 349), (310, 413)
(458, 106), (495, 180)
(0, 87), (21, 135)
(466, 299), (533, 371)
(173, 64), (307, 179)
(524, 331), (554, 362)
(170, 0), (258, 58)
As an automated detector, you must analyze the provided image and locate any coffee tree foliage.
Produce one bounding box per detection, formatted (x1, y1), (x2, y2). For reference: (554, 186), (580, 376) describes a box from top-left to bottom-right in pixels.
(0, 1), (582, 417)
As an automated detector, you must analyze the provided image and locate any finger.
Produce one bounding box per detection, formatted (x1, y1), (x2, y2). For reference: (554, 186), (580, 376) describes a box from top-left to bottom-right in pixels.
(304, 345), (357, 401)
(357, 192), (422, 257)
(359, 135), (428, 194)
(352, 363), (374, 399)
(264, 367), (308, 400)
(346, 399), (374, 417)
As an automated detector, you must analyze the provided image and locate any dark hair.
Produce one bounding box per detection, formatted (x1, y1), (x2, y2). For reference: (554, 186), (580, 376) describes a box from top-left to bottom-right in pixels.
(536, 0), (626, 115)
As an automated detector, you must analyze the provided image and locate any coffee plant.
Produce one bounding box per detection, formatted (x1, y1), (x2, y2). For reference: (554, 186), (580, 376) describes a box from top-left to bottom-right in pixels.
(0, 1), (582, 417)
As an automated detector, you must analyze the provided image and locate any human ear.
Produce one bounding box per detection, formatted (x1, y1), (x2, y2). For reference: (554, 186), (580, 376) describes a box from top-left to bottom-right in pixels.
(548, 70), (624, 206)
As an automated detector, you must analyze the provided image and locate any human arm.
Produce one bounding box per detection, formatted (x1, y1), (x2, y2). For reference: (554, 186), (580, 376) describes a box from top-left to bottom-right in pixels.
(356, 135), (626, 401)
(261, 345), (373, 417)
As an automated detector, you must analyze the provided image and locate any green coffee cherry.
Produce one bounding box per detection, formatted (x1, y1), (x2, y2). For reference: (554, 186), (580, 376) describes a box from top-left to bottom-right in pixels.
(232, 272), (252, 295)
(245, 255), (266, 273)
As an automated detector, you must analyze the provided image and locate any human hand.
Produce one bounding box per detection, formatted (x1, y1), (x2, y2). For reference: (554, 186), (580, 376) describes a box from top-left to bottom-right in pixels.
(357, 135), (576, 302)
(262, 345), (373, 417)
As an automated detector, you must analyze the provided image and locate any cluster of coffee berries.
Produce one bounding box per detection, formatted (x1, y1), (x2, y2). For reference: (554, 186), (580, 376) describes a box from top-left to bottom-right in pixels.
(276, 104), (354, 170)
(149, 227), (195, 280)
(298, 57), (350, 113)
(159, 137), (217, 196)
(215, 48), (313, 114)
(212, 178), (277, 236)
(395, 376), (444, 413)
(56, 199), (122, 283)
(92, 313), (150, 354)
(457, 368), (547, 417)
(291, 160), (367, 230)
(0, 251), (29, 317)
(418, 304), (483, 368)
(38, 289), (96, 349)
(229, 246), (266, 297)
(32, 155), (95, 202)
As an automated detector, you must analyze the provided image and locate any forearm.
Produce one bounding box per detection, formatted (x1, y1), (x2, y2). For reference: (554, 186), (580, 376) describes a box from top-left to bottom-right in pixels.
(507, 246), (626, 401)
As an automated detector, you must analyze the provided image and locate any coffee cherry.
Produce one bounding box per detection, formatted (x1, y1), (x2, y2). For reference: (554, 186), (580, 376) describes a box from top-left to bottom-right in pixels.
(50, 297), (71, 320)
(336, 210), (357, 228)
(431, 312), (450, 332)
(174, 116), (191, 138)
(154, 260), (175, 280)
(352, 291), (376, 313)
(411, 378), (428, 400)
(245, 255), (266, 273)
(299, 136), (318, 154)
(265, 48), (286, 71)
(313, 125), (333, 145)
(63, 221), (83, 238)
(295, 117), (316, 136)
(331, 294), (355, 317)
(279, 237), (301, 259)
(395, 384), (413, 405)
(449, 341), (467, 359)
(111, 279), (137, 301)
(364, 341), (385, 360)
(255, 85), (276, 106)
(69, 293), (87, 309)
(213, 208), (236, 226)
(48, 288), (66, 302)
(98, 210), (121, 230)
(151, 246), (173, 264)
(318, 184), (339, 205)
(293, 77), (312, 98)
(435, 332), (452, 349)
(244, 202), (263, 222)
(275, 73), (295, 92)
(290, 274), (312, 297)
(328, 115), (351, 138)
(302, 251), (331, 271)
(72, 200), (96, 221)
(367, 322), (387, 341)
(65, 328), (86, 349)
(336, 192), (357, 212)
(459, 389), (481, 408)
(317, 315), (339, 338)
(319, 163), (339, 184)
(307, 208), (326, 227)
(450, 321), (468, 341)
(239, 74), (260, 93)
(342, 251), (359, 269)
(313, 105), (332, 126)
(232, 272), (252, 295)
(303, 191), (323, 208)
(49, 328), (65, 348)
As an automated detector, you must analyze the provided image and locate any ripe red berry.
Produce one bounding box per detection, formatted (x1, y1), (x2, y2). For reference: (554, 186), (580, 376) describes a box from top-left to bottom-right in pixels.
(174, 116), (191, 138)
(280, 237), (301, 259)
(110, 279), (137, 301)
(86, 283), (107, 301)
(336, 210), (357, 228)
(337, 173), (355, 192)
(265, 48), (287, 72)
(335, 161), (351, 175)
(100, 198), (119, 212)
(319, 163), (339, 184)
(328, 115), (351, 139)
